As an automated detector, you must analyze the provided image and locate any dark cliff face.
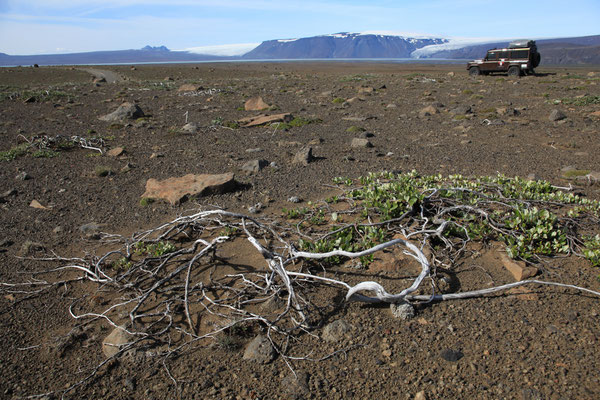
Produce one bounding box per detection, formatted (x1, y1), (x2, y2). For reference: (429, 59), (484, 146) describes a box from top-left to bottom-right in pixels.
(242, 33), (447, 59)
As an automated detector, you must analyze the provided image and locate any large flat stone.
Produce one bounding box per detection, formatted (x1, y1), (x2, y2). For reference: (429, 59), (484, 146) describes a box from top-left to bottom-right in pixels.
(142, 173), (236, 205)
(238, 113), (292, 127)
(244, 96), (270, 111)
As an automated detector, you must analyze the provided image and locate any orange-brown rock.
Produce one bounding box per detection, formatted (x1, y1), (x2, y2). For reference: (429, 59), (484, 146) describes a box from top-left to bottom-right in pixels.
(238, 113), (292, 127)
(500, 252), (539, 281)
(177, 84), (203, 92)
(142, 173), (236, 205)
(244, 96), (270, 111)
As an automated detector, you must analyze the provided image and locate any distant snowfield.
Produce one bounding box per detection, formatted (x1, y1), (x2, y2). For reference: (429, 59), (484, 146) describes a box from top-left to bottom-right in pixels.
(411, 37), (509, 57)
(182, 33), (510, 58)
(184, 43), (260, 56)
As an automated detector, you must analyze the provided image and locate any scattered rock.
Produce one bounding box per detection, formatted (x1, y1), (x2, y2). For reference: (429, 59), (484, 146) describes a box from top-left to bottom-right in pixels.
(93, 77), (106, 84)
(322, 319), (350, 342)
(0, 189), (17, 201)
(440, 348), (463, 362)
(549, 109), (566, 122)
(181, 122), (199, 133)
(346, 97), (365, 104)
(414, 391), (428, 400)
(15, 171), (31, 181)
(107, 147), (124, 157)
(287, 196), (301, 203)
(243, 335), (276, 364)
(248, 202), (263, 214)
(142, 173), (237, 205)
(574, 171), (600, 185)
(0, 238), (14, 248)
(447, 71), (455, 77)
(29, 200), (49, 210)
(241, 159), (269, 174)
(419, 105), (439, 118)
(497, 107), (520, 116)
(351, 138), (373, 148)
(358, 86), (374, 95)
(124, 377), (136, 391)
(121, 162), (135, 173)
(521, 388), (544, 400)
(282, 371), (310, 397)
(244, 96), (270, 111)
(390, 301), (415, 320)
(238, 113), (292, 127)
(500, 252), (539, 281)
(99, 102), (145, 122)
(177, 84), (203, 92)
(292, 146), (314, 166)
(19, 240), (45, 256)
(449, 105), (472, 115)
(79, 222), (107, 239)
(589, 110), (600, 118)
(245, 148), (263, 153)
(102, 326), (133, 358)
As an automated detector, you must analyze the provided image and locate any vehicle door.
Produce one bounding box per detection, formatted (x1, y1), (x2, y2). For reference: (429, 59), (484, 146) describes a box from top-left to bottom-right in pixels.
(481, 51), (499, 72)
(498, 51), (509, 71)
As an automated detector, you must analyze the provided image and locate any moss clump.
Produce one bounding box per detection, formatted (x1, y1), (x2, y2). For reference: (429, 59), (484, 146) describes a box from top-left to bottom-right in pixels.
(346, 126), (365, 133)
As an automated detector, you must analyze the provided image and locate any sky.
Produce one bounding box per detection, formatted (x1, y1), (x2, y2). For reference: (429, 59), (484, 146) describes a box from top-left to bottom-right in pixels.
(0, 0), (599, 55)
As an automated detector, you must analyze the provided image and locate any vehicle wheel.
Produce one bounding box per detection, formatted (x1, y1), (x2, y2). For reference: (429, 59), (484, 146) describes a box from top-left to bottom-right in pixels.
(533, 52), (541, 68)
(508, 66), (521, 77)
(469, 67), (480, 76)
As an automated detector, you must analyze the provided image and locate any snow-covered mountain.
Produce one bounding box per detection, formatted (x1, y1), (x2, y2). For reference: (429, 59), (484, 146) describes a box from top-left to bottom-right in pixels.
(1, 33), (599, 66)
(242, 32), (448, 59)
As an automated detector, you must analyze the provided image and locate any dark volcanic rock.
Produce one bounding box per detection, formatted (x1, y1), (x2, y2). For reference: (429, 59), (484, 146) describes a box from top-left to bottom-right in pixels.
(99, 102), (145, 122)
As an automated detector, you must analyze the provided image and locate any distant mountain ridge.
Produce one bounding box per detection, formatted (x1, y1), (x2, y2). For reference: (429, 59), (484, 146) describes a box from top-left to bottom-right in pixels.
(0, 46), (224, 66)
(416, 35), (600, 65)
(1, 33), (599, 66)
(242, 32), (447, 59)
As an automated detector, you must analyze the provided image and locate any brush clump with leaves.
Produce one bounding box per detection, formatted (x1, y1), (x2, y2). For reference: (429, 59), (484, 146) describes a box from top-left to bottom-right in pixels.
(4, 170), (600, 398)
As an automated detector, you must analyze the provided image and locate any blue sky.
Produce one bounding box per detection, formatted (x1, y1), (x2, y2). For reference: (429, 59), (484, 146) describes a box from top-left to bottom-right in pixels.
(0, 0), (598, 55)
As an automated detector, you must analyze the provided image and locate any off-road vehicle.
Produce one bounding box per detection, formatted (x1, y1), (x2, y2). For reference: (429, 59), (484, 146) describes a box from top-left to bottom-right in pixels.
(467, 40), (541, 77)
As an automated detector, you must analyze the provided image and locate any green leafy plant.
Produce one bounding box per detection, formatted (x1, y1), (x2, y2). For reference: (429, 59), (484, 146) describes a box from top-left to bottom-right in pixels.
(32, 149), (59, 158)
(133, 241), (176, 257)
(139, 197), (154, 207)
(295, 171), (600, 267)
(561, 95), (600, 106)
(0, 143), (29, 161)
(112, 257), (133, 272)
(583, 235), (600, 267)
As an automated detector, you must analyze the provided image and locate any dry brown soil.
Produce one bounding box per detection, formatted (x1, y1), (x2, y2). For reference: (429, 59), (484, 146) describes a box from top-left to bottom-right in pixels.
(1, 62), (600, 399)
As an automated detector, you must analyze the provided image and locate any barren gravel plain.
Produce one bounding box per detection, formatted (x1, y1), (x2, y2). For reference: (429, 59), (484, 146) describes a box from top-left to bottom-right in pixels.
(1, 62), (600, 399)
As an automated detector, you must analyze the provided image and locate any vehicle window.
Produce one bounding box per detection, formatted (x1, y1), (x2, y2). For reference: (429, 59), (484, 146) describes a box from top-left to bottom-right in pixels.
(510, 50), (528, 59)
(499, 51), (509, 59)
(486, 52), (498, 60)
